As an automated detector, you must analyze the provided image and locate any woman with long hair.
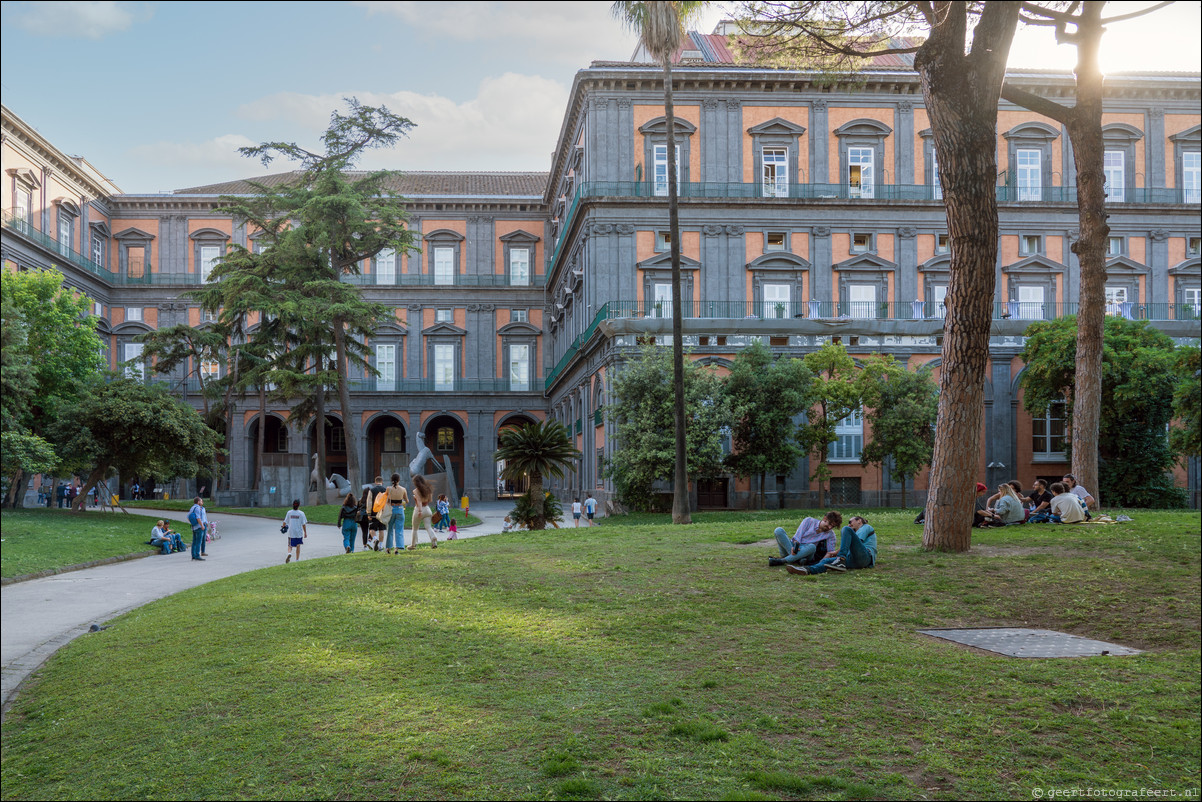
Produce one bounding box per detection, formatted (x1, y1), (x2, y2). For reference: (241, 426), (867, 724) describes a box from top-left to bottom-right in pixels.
(992, 482), (1026, 526)
(385, 473), (409, 554)
(337, 492), (360, 553)
(410, 474), (437, 550)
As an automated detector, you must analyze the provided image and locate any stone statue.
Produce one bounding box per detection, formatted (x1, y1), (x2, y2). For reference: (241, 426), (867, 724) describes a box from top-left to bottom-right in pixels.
(326, 473), (352, 497)
(408, 431), (445, 477)
(309, 454), (320, 492)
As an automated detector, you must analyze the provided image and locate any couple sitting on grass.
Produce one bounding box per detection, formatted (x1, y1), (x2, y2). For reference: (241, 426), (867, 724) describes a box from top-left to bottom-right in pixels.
(768, 511), (877, 576)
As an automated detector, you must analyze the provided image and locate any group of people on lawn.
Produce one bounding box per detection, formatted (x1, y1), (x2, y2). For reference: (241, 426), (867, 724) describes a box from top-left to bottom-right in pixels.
(974, 473), (1095, 527)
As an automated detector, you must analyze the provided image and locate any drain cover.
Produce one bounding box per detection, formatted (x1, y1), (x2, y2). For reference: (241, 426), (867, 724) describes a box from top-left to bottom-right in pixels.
(918, 627), (1142, 658)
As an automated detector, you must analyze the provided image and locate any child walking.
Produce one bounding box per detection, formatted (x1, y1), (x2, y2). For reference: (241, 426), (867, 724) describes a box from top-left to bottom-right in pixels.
(284, 499), (308, 563)
(447, 518), (458, 540)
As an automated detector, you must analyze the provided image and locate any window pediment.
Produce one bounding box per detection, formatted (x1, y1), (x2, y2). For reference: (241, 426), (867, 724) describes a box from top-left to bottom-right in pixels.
(747, 252), (811, 271)
(1002, 254), (1066, 274)
(1003, 121), (1060, 141)
(113, 322), (152, 335)
(497, 321), (542, 336)
(424, 229), (465, 242)
(375, 323), (408, 337)
(189, 227), (230, 241)
(1168, 258), (1201, 275)
(499, 229), (540, 243)
(1169, 124), (1201, 144)
(1102, 123), (1144, 143)
(114, 227), (155, 242)
(53, 198), (80, 215)
(7, 168), (41, 189)
(637, 252), (701, 270)
(421, 321), (466, 337)
(88, 220), (111, 237)
(920, 253), (952, 272)
(833, 253), (897, 272)
(747, 118), (806, 137)
(638, 116), (697, 136)
(834, 118), (892, 138)
(1104, 255), (1148, 274)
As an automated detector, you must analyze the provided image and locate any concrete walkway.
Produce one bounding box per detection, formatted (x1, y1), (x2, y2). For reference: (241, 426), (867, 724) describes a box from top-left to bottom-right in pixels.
(1, 500), (518, 713)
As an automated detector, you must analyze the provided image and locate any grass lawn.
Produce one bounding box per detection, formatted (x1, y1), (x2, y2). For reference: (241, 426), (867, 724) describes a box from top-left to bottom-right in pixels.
(0, 509), (170, 579)
(126, 499), (481, 528)
(1, 509), (1198, 800)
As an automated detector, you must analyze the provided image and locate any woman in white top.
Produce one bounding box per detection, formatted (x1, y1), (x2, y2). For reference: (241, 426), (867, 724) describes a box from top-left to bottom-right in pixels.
(409, 474), (438, 550)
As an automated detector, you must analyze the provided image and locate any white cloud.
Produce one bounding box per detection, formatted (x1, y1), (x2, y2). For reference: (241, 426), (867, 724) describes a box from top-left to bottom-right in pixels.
(352, 1), (637, 62)
(127, 134), (263, 176)
(10, 1), (142, 40)
(235, 74), (570, 172)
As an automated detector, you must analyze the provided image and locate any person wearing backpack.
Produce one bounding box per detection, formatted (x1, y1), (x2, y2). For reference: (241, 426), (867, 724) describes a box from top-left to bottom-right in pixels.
(367, 476), (389, 551)
(187, 497), (208, 561)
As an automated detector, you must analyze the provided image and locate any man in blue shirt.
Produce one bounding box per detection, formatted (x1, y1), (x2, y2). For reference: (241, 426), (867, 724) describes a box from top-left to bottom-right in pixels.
(787, 515), (876, 576)
(188, 497), (208, 561)
(769, 511), (842, 567)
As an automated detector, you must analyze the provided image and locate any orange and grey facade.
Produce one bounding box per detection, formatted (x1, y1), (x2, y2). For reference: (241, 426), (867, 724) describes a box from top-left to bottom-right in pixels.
(3, 45), (1200, 508)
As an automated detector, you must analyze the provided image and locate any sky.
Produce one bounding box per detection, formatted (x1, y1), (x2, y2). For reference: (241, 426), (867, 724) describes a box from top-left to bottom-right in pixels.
(2, 1), (1199, 194)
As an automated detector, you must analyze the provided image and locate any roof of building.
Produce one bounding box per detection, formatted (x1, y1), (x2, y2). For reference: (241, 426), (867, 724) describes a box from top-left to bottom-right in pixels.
(627, 26), (921, 70)
(174, 170), (548, 197)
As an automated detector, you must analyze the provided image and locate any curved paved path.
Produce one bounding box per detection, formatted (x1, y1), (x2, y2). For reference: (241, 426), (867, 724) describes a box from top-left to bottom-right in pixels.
(1, 500), (518, 713)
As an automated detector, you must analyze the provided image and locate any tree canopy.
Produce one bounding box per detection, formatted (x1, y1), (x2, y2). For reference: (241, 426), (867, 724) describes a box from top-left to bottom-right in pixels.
(798, 343), (861, 509)
(858, 356), (939, 508)
(494, 420), (581, 529)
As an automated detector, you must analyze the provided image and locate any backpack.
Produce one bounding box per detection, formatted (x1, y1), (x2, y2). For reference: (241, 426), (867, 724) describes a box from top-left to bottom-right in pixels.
(372, 489), (388, 514)
(188, 507), (200, 528)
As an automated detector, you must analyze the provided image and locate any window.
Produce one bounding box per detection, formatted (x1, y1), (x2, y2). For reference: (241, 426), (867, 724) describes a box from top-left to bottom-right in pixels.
(1183, 151), (1201, 204)
(655, 230), (672, 252)
(651, 282), (672, 318)
(436, 308), (453, 323)
(376, 248), (396, 285)
(199, 245), (221, 282)
(127, 246), (146, 278)
(1188, 237), (1201, 257)
(1017, 149), (1042, 201)
(123, 343), (144, 380)
(433, 344), (454, 391)
(1107, 237), (1123, 256)
(828, 410), (863, 461)
(1017, 285), (1045, 320)
(848, 147), (874, 199)
(933, 284), (948, 317)
(509, 248), (530, 286)
(762, 283), (791, 319)
(1105, 286), (1128, 316)
(1033, 402), (1067, 459)
(434, 247), (454, 285)
(765, 232), (787, 252)
(1185, 288), (1202, 316)
(653, 143), (680, 197)
(200, 360), (220, 380)
(91, 232), (106, 267)
(93, 301), (103, 317)
(936, 234), (950, 254)
(931, 148), (942, 200)
(851, 233), (872, 253)
(14, 188), (30, 223)
(509, 344), (530, 391)
(202, 308), (219, 323)
(511, 309), (528, 324)
(1103, 150), (1125, 202)
(126, 307), (142, 323)
(383, 427), (404, 452)
(436, 427), (455, 451)
(375, 344), (396, 385)
(1021, 234), (1042, 255)
(762, 148), (789, 197)
(848, 284), (876, 319)
(329, 424), (347, 454)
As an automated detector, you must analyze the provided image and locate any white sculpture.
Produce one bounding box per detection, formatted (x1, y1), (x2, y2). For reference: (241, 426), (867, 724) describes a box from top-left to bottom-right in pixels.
(408, 431), (444, 477)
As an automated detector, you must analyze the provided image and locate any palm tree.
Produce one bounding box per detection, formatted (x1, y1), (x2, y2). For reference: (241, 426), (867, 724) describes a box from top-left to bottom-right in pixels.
(612, 0), (702, 524)
(493, 421), (581, 530)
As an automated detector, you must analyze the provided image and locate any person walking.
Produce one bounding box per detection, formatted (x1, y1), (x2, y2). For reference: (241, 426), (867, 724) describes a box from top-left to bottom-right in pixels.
(584, 493), (598, 526)
(409, 475), (438, 550)
(571, 497), (583, 527)
(187, 497), (208, 561)
(365, 476), (388, 551)
(385, 474), (409, 554)
(337, 493), (360, 553)
(357, 487), (372, 549)
(434, 494), (450, 532)
(283, 499), (308, 563)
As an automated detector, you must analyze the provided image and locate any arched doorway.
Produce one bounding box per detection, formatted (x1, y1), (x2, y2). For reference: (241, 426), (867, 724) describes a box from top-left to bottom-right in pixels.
(247, 414), (290, 486)
(495, 415), (537, 499)
(422, 415), (464, 494)
(366, 415), (407, 483)
(306, 415), (347, 481)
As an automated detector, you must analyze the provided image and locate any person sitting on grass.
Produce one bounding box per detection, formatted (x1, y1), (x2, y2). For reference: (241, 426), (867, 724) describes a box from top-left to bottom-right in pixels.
(150, 520), (184, 554)
(1049, 482), (1086, 524)
(768, 511), (842, 567)
(787, 515), (876, 576)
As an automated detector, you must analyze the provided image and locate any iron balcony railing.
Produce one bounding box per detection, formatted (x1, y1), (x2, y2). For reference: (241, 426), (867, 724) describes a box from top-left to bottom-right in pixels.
(348, 377), (546, 393)
(342, 272), (547, 288)
(545, 303), (610, 391)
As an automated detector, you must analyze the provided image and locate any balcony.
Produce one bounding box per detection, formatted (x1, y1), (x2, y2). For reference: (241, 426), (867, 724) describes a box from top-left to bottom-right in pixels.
(348, 377), (546, 393)
(342, 272), (547, 288)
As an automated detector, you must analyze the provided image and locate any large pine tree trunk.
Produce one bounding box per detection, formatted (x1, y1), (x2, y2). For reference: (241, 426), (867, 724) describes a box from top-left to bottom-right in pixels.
(918, 2), (1019, 552)
(664, 62), (692, 525)
(1067, 4), (1106, 508)
(333, 321), (361, 491)
(254, 385), (267, 491)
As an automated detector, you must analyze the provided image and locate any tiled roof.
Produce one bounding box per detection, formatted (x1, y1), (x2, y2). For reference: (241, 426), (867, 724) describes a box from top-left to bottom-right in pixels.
(657, 29), (922, 70)
(174, 171), (548, 197)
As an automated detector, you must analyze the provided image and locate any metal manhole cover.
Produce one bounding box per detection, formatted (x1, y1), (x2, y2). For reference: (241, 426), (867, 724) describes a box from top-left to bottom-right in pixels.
(918, 627), (1143, 658)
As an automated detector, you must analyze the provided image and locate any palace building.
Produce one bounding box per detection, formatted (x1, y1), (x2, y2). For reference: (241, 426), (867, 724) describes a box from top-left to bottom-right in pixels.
(3, 30), (1199, 508)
